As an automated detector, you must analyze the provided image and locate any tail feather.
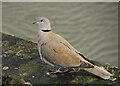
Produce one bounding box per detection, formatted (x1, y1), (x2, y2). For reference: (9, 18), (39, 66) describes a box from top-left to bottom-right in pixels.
(83, 66), (112, 79)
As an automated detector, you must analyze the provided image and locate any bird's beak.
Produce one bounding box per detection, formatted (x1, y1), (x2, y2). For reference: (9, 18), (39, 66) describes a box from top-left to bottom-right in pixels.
(33, 21), (39, 24)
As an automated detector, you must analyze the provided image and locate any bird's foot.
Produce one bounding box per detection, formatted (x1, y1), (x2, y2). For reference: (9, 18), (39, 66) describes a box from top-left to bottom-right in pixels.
(49, 67), (70, 74)
(60, 67), (70, 72)
(50, 67), (61, 73)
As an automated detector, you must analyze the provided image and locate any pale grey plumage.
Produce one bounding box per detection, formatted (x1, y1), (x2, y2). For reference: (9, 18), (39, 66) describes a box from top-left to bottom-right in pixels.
(33, 17), (112, 79)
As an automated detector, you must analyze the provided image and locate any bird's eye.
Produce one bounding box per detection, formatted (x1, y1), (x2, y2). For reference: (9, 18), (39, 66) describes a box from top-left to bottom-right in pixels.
(41, 19), (43, 22)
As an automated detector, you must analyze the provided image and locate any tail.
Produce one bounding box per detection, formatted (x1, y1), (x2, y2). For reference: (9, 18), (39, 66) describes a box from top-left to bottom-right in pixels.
(83, 65), (112, 79)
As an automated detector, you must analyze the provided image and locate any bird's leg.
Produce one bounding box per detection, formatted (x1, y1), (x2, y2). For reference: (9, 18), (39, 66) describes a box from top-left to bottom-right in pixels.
(50, 67), (61, 73)
(49, 67), (71, 74)
(60, 67), (70, 72)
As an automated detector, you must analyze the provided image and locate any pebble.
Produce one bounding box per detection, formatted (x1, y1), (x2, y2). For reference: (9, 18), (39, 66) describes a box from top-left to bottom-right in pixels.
(32, 76), (35, 78)
(46, 72), (51, 75)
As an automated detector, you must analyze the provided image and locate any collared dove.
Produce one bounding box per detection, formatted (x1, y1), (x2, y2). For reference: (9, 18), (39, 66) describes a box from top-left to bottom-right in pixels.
(33, 17), (112, 79)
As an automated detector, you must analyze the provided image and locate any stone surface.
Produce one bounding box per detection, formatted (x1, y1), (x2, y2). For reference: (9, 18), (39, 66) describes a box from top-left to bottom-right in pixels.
(2, 33), (120, 85)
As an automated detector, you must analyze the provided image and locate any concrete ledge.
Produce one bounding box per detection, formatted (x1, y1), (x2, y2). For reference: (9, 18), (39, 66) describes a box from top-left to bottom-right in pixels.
(2, 33), (120, 85)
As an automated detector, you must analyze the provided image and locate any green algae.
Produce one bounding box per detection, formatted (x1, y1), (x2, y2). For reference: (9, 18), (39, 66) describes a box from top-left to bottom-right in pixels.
(4, 50), (14, 54)
(19, 61), (39, 77)
(3, 39), (37, 59)
(50, 75), (57, 78)
(16, 50), (24, 56)
(2, 41), (9, 47)
(3, 66), (9, 70)
(69, 72), (97, 84)
(2, 74), (32, 86)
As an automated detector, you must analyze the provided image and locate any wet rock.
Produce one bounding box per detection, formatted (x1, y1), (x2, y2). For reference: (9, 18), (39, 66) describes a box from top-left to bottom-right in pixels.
(2, 32), (120, 85)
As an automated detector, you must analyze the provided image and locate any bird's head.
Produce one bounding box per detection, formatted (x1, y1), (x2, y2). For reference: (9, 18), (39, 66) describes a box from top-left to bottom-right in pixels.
(33, 17), (51, 32)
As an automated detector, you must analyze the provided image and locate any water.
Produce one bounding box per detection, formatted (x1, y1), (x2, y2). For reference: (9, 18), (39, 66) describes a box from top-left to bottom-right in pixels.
(2, 2), (118, 66)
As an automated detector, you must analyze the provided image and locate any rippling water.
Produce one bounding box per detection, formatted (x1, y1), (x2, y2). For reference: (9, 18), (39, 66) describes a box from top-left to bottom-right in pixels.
(2, 2), (118, 66)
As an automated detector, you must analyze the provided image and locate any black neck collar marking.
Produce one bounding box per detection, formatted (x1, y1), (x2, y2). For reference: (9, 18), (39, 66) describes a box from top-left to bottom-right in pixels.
(41, 30), (51, 32)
